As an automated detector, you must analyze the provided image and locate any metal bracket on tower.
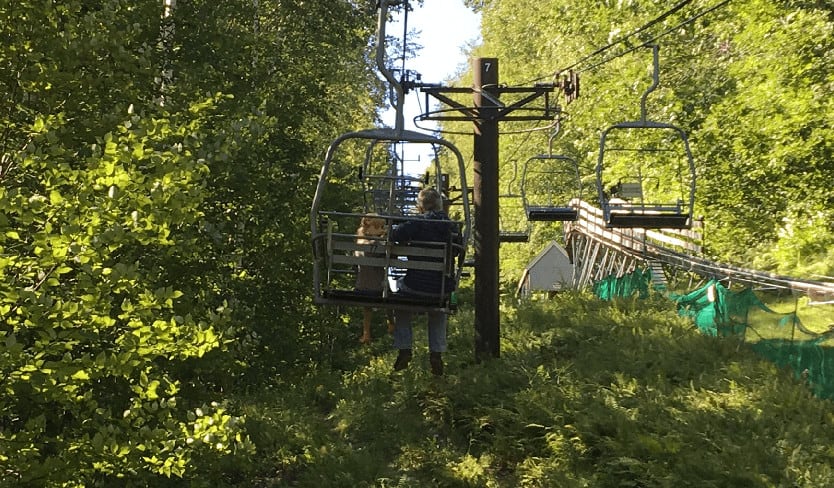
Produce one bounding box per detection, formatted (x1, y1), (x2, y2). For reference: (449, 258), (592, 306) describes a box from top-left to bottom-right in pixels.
(560, 70), (580, 103)
(419, 83), (558, 123)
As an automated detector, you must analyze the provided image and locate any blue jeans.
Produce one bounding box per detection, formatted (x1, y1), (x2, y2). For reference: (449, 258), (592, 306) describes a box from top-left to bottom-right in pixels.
(392, 309), (447, 353)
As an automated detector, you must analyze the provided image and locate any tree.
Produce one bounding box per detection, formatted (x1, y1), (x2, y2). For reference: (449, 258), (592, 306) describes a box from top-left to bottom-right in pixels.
(0, 0), (380, 484)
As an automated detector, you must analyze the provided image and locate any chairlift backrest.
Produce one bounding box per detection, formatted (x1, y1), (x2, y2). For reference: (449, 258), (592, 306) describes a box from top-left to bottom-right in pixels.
(616, 182), (643, 200)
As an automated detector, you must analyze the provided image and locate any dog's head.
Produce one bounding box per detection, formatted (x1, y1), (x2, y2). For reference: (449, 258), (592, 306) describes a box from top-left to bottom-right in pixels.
(358, 215), (386, 237)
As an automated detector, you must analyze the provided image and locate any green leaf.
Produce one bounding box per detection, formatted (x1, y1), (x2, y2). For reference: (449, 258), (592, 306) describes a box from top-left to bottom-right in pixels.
(49, 190), (63, 204)
(72, 370), (90, 381)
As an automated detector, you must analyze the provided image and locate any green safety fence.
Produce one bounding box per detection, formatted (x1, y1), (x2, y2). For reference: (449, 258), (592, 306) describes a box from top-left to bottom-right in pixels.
(594, 271), (834, 400)
(592, 268), (651, 300)
(668, 279), (761, 337)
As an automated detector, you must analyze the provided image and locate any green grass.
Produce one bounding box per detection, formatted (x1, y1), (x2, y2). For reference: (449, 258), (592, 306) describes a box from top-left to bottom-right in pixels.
(226, 289), (834, 487)
(746, 292), (834, 338)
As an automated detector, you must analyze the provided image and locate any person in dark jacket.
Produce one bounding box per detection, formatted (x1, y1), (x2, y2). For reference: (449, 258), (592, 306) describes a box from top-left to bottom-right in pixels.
(389, 187), (459, 376)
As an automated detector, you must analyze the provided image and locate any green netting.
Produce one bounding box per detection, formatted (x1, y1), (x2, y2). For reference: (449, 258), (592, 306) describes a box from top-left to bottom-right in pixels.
(593, 268), (651, 300)
(668, 280), (768, 337)
(671, 280), (834, 399)
(593, 274), (834, 400)
(749, 338), (834, 400)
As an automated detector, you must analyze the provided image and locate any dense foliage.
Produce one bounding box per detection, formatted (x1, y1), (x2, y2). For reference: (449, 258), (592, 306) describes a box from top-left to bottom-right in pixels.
(1, 0), (378, 485)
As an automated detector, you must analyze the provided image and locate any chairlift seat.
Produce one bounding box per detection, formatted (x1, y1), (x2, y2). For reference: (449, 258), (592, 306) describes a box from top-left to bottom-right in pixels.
(499, 231), (530, 243)
(606, 213), (690, 229)
(526, 206), (579, 222)
(320, 289), (454, 313)
(605, 202), (690, 229)
(316, 229), (461, 313)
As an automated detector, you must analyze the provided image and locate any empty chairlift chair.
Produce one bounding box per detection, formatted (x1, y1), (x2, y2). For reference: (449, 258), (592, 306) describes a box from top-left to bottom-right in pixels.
(521, 153), (581, 222)
(520, 119), (582, 222)
(499, 161), (531, 243)
(595, 45), (695, 230)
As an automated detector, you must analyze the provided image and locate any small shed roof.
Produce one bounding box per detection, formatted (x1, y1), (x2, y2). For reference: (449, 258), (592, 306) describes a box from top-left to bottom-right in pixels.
(525, 240), (569, 271)
(517, 241), (574, 296)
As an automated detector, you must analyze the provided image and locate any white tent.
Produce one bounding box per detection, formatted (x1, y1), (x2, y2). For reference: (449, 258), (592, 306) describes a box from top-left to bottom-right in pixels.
(517, 241), (575, 297)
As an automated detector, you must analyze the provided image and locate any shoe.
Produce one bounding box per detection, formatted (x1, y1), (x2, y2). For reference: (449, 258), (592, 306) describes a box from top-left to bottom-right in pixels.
(393, 349), (412, 371)
(430, 352), (444, 376)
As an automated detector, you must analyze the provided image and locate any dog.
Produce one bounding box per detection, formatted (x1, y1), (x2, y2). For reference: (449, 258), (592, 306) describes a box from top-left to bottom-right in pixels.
(354, 215), (394, 343)
(356, 214), (387, 244)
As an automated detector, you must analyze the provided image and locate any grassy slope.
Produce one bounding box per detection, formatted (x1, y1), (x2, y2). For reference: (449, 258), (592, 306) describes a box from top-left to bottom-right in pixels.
(235, 290), (834, 487)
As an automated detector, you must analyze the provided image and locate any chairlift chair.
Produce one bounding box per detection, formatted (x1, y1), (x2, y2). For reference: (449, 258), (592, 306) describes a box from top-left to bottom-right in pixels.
(519, 116), (582, 222)
(499, 194), (531, 242)
(595, 45), (695, 229)
(311, 0), (471, 313)
(311, 128), (472, 313)
(499, 161), (531, 243)
(521, 154), (582, 222)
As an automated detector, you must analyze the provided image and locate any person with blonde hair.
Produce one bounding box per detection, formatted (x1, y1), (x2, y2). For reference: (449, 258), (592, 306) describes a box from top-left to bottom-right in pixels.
(389, 187), (458, 376)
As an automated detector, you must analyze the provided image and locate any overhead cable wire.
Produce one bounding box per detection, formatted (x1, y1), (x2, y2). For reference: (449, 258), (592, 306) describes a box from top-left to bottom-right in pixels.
(579, 0), (732, 74)
(556, 0), (693, 76)
(520, 0), (730, 85)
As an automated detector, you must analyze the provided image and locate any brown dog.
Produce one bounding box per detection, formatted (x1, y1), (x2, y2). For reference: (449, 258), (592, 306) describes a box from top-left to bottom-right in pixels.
(355, 215), (393, 343)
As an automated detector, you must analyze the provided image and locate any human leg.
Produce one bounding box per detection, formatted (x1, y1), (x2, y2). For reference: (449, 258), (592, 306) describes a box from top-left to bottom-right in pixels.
(392, 309), (414, 350)
(426, 311), (448, 353)
(392, 309), (414, 370)
(427, 312), (448, 376)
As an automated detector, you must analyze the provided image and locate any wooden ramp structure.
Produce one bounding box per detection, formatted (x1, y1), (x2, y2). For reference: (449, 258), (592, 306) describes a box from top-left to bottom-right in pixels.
(565, 199), (834, 299)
